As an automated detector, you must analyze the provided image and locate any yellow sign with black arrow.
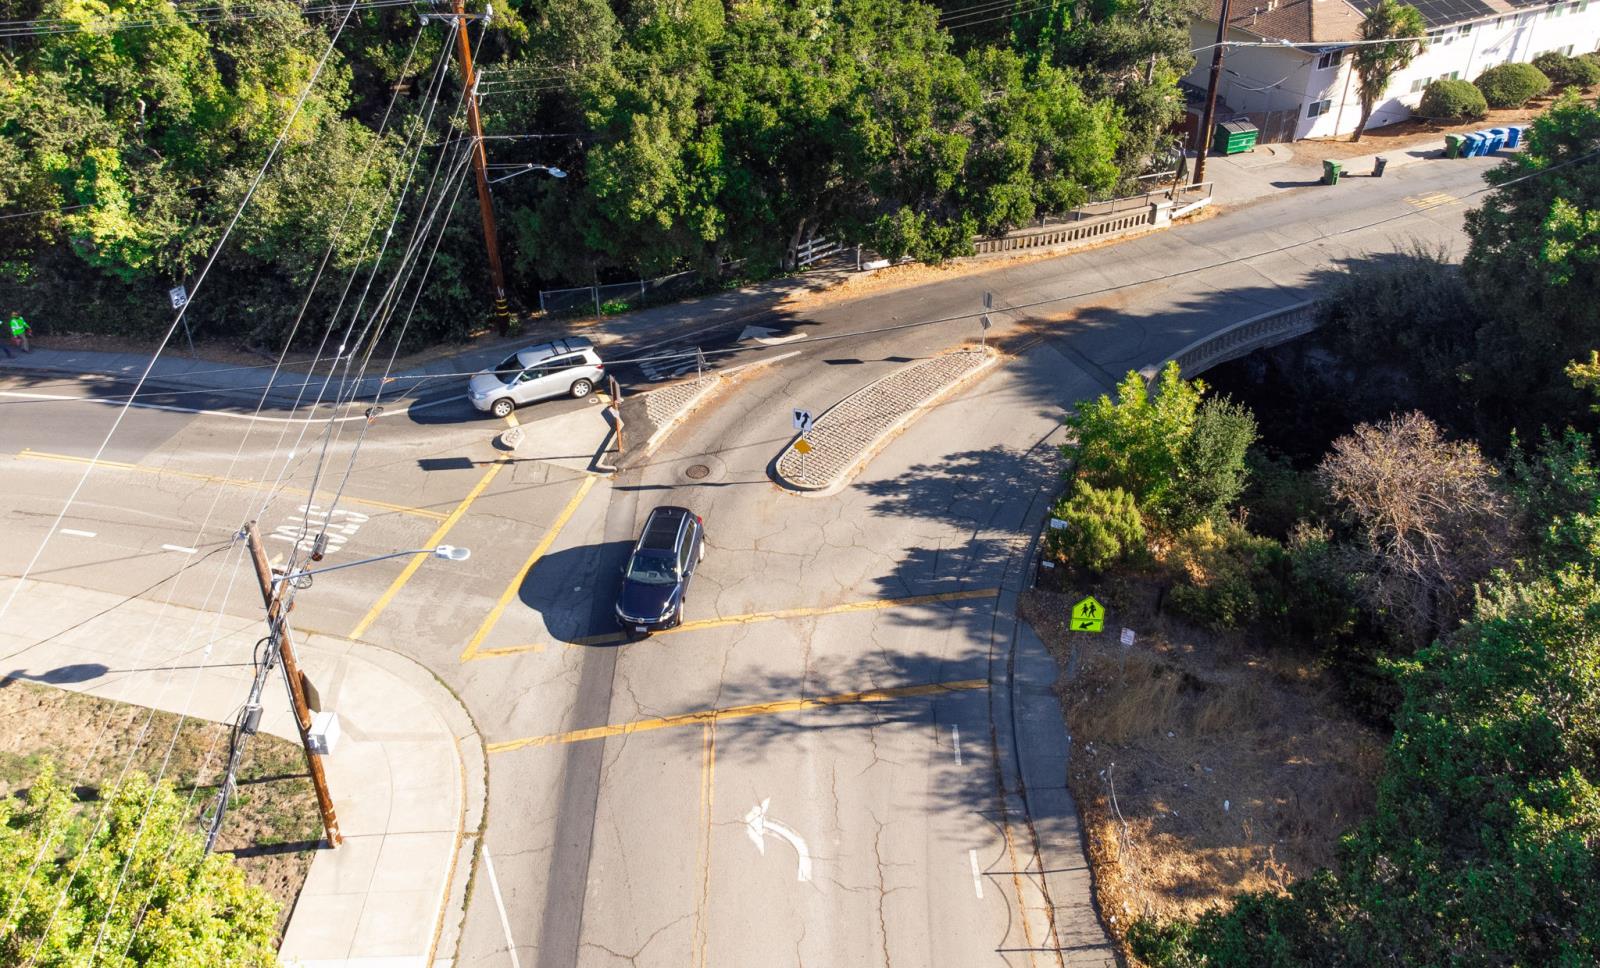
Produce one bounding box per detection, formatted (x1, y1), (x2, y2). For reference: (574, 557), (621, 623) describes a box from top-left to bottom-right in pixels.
(1071, 596), (1105, 633)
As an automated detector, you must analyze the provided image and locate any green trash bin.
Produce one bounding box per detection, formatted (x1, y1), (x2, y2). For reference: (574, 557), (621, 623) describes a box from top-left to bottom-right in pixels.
(1322, 160), (1342, 185)
(1444, 133), (1463, 159)
(1213, 119), (1260, 155)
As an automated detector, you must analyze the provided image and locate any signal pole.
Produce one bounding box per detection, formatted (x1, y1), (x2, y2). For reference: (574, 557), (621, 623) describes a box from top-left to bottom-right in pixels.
(452, 0), (513, 335)
(1194, 0), (1233, 186)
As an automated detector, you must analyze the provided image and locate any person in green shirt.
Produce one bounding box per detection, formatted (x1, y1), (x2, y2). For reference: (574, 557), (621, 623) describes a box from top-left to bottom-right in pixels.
(7, 312), (29, 355)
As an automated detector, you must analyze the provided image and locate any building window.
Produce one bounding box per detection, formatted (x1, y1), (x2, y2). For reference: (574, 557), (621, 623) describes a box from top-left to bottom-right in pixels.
(1409, 76), (1432, 93)
(1307, 98), (1333, 118)
(1457, 24), (1471, 36)
(1561, 44), (1576, 55)
(1446, 70), (1461, 80)
(1493, 15), (1505, 27)
(1316, 49), (1343, 70)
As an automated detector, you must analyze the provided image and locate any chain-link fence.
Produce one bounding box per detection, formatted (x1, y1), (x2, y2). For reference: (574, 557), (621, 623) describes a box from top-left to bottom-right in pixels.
(538, 267), (719, 317)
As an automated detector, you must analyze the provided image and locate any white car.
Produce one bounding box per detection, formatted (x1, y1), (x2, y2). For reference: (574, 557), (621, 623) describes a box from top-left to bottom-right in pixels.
(467, 337), (605, 418)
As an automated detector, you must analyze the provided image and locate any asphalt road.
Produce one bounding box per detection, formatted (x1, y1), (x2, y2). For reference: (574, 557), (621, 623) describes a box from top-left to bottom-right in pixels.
(0, 153), (1500, 966)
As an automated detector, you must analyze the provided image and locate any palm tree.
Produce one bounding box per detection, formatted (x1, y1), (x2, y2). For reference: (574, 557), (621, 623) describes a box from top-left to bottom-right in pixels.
(1351, 0), (1428, 142)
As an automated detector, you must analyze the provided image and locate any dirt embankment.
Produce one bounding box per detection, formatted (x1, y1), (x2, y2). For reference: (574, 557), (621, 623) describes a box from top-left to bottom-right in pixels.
(1021, 580), (1385, 957)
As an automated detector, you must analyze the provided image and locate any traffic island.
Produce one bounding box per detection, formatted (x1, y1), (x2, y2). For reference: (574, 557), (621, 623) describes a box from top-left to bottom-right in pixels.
(772, 348), (997, 494)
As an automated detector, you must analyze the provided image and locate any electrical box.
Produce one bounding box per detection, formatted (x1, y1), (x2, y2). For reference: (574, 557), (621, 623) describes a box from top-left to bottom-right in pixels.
(308, 710), (341, 755)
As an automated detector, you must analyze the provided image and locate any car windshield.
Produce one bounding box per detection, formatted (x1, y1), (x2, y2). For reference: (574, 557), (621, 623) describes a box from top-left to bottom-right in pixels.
(624, 551), (678, 585)
(491, 353), (523, 381)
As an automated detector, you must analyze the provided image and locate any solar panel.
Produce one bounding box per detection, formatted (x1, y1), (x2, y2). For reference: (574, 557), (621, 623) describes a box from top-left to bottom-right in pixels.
(1349, 0), (1502, 28)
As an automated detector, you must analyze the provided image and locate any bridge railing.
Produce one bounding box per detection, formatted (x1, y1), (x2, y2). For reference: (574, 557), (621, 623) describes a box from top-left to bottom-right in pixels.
(1139, 299), (1320, 384)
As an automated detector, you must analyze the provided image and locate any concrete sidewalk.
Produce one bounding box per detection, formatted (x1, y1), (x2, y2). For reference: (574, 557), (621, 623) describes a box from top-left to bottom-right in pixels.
(0, 576), (485, 968)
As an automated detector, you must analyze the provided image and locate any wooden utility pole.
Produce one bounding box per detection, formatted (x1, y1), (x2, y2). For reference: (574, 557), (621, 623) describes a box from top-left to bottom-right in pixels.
(245, 522), (343, 847)
(453, 0), (513, 335)
(1194, 0), (1233, 186)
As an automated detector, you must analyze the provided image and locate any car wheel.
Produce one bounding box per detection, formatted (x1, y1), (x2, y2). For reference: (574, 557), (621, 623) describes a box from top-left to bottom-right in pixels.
(491, 398), (514, 418)
(570, 378), (594, 399)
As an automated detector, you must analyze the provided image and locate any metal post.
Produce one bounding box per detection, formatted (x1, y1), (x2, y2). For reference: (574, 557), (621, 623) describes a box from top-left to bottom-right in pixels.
(244, 522), (342, 847)
(453, 0), (513, 335)
(1194, 0), (1232, 186)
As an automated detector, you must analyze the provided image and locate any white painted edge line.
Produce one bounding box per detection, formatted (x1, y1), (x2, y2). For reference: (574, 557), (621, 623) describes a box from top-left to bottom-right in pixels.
(161, 543), (198, 555)
(480, 847), (523, 968)
(969, 849), (985, 899)
(0, 389), (452, 425)
(60, 528), (97, 538)
(952, 724), (963, 766)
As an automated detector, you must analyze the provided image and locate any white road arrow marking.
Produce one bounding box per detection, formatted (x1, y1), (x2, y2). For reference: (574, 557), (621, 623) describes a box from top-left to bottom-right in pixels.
(738, 325), (808, 345)
(743, 798), (813, 882)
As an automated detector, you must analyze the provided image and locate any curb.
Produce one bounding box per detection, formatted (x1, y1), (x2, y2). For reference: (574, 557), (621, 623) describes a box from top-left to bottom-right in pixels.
(771, 349), (998, 496)
(621, 350), (801, 468)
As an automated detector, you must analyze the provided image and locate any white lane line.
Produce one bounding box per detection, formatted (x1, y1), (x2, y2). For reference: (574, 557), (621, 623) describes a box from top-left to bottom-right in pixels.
(0, 390), (457, 425)
(481, 847), (523, 968)
(161, 544), (198, 555)
(969, 849), (984, 899)
(952, 724), (962, 766)
(60, 529), (97, 538)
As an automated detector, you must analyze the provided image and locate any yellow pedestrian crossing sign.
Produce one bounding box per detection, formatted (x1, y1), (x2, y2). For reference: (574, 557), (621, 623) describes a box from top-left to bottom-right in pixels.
(1071, 596), (1105, 632)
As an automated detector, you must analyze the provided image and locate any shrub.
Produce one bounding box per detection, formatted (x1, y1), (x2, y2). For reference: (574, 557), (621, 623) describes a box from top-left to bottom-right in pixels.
(1279, 522), (1361, 651)
(1533, 51), (1600, 88)
(1166, 519), (1286, 631)
(1473, 62), (1551, 107)
(1043, 482), (1146, 575)
(1062, 361), (1203, 524)
(1174, 395), (1259, 526)
(1240, 450), (1329, 539)
(1418, 78), (1488, 120)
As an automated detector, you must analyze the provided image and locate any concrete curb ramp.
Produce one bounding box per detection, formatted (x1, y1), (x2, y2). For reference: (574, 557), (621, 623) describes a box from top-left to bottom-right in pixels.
(773, 349), (997, 494)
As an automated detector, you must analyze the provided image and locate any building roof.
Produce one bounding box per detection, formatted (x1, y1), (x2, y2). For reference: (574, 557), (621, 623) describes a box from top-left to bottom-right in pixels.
(1348, 0), (1547, 30)
(1204, 0), (1367, 44)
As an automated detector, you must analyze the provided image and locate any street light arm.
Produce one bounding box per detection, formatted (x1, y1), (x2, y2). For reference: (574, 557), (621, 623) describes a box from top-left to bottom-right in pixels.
(276, 545), (469, 586)
(486, 162), (567, 185)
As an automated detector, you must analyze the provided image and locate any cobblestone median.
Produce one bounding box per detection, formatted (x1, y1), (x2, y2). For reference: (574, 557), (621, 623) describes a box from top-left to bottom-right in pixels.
(775, 349), (995, 491)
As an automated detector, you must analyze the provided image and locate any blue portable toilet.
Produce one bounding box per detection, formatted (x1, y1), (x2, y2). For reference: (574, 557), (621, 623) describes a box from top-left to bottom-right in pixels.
(1505, 124), (1522, 149)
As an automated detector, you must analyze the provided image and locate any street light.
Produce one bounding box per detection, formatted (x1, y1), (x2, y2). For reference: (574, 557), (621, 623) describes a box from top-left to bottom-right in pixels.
(278, 545), (472, 590)
(487, 163), (567, 185)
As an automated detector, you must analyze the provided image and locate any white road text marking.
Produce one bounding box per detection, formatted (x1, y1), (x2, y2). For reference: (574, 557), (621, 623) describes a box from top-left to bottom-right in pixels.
(61, 529), (97, 538)
(968, 849), (984, 898)
(161, 544), (198, 555)
(952, 724), (962, 765)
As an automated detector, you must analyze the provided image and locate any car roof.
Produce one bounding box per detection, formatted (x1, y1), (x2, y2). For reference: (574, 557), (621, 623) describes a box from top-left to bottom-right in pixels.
(637, 506), (693, 551)
(513, 336), (596, 368)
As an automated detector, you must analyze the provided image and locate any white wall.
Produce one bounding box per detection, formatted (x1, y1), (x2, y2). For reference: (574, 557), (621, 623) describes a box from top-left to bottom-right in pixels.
(1186, 21), (1316, 117)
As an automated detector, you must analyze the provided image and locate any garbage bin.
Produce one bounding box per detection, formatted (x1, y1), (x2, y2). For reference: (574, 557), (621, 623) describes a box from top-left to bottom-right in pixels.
(1462, 133), (1483, 157)
(1373, 156), (1389, 177)
(1505, 125), (1522, 149)
(1444, 133), (1463, 158)
(1322, 159), (1343, 185)
(1486, 128), (1506, 152)
(1213, 119), (1260, 155)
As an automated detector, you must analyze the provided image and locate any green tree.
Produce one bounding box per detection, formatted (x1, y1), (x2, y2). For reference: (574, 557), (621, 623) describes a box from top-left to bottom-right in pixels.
(1045, 481), (1146, 574)
(1061, 361), (1204, 524)
(0, 765), (279, 966)
(1133, 567), (1600, 965)
(1350, 0), (1426, 142)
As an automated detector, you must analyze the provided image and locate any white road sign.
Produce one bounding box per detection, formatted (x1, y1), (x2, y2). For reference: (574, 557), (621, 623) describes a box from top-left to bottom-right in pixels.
(792, 409), (814, 433)
(168, 285), (189, 309)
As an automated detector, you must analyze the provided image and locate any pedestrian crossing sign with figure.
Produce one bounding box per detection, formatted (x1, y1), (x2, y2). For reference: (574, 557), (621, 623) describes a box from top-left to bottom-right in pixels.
(1071, 596), (1105, 632)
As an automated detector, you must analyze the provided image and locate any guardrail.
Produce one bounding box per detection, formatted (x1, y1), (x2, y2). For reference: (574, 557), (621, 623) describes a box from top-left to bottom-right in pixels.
(972, 208), (1156, 256)
(1139, 299), (1320, 383)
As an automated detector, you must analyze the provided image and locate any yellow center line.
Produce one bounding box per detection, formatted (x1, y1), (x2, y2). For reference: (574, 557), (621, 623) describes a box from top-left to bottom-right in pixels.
(487, 678), (989, 754)
(468, 587), (1001, 659)
(16, 449), (447, 521)
(458, 475), (600, 662)
(348, 460), (509, 639)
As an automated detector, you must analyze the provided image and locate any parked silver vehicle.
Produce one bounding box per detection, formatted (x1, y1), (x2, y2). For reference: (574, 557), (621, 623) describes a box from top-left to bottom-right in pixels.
(467, 337), (605, 418)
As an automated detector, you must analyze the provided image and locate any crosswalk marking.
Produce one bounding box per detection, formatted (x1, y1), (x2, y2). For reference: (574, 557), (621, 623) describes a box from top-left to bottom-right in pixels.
(1404, 191), (1456, 210)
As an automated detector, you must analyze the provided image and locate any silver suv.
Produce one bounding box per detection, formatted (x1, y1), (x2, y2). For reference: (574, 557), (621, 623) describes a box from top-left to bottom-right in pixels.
(467, 337), (605, 418)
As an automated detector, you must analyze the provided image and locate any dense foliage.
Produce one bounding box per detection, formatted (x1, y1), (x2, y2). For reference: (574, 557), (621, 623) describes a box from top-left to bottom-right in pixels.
(1417, 76), (1486, 120)
(1, 0), (1192, 347)
(1533, 50), (1600, 89)
(0, 766), (279, 966)
(1473, 61), (1550, 108)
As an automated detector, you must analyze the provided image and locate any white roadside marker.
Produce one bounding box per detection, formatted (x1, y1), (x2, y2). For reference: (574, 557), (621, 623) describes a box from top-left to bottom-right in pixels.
(161, 544), (198, 555)
(968, 849), (984, 899)
(61, 529), (97, 538)
(952, 724), (963, 766)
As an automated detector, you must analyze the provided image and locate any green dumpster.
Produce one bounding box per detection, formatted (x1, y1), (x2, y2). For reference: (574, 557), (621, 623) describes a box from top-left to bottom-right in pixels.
(1322, 159), (1343, 185)
(1214, 119), (1260, 155)
(1444, 133), (1463, 159)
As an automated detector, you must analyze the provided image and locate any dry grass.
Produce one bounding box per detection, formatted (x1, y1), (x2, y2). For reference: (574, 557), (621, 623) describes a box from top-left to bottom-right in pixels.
(1293, 88), (1598, 162)
(1021, 580), (1384, 958)
(0, 679), (321, 943)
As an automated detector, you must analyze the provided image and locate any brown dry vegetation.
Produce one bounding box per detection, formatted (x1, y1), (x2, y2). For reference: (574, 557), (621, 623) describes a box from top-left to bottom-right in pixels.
(1020, 580), (1385, 958)
(0, 679), (320, 942)
(1295, 88), (1599, 161)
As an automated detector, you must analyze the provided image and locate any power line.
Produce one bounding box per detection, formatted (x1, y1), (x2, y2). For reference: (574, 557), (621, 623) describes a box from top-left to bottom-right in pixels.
(0, 0), (422, 37)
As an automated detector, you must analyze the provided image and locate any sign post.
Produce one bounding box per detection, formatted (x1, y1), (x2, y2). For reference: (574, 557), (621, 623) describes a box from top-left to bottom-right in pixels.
(792, 409), (814, 479)
(168, 284), (197, 356)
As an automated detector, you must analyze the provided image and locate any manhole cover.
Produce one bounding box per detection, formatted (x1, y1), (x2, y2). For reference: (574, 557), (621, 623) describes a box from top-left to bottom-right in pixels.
(685, 464), (710, 480)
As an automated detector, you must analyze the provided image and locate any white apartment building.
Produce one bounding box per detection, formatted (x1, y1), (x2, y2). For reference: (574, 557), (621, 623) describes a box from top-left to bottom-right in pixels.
(1186, 0), (1600, 143)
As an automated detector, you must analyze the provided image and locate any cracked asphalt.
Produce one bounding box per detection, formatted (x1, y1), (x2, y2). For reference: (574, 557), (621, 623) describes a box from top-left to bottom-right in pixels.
(0, 152), (1503, 967)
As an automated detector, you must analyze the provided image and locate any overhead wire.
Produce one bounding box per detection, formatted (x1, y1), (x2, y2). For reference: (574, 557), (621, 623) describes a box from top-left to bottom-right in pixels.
(0, 0), (423, 37)
(10, 3), (369, 958)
